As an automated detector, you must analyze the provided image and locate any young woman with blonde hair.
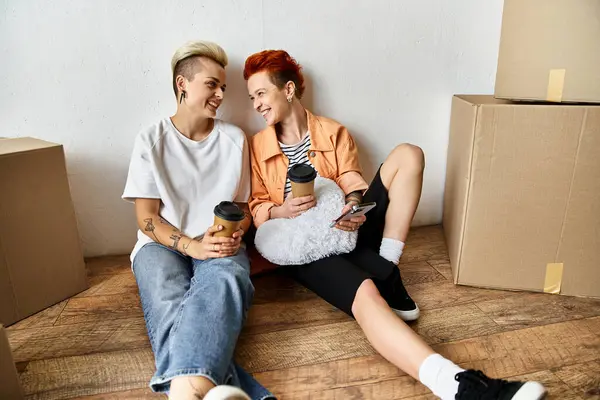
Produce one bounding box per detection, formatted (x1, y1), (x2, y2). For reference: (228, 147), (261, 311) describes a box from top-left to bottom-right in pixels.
(123, 41), (273, 400)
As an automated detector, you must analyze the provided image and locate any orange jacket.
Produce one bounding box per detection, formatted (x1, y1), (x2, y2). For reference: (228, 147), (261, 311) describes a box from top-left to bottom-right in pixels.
(249, 109), (369, 227)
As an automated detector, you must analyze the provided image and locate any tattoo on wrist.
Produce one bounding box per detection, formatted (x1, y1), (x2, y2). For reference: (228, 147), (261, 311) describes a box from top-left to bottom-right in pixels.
(182, 238), (192, 256)
(169, 227), (183, 250)
(345, 191), (363, 204)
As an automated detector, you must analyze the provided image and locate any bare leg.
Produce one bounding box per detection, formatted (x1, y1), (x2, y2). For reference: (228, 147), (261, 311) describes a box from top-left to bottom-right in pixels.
(378, 144), (425, 242)
(170, 376), (216, 400)
(351, 279), (434, 380)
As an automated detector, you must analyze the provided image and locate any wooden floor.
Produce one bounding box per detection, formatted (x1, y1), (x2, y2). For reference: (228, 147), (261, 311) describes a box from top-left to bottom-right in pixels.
(6, 226), (600, 399)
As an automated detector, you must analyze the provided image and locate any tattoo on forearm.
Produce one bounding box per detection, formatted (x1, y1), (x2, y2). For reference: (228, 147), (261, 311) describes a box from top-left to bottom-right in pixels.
(143, 218), (155, 232)
(143, 218), (160, 242)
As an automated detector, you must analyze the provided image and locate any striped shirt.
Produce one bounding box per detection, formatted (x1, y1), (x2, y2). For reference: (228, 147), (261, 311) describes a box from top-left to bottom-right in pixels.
(279, 133), (318, 198)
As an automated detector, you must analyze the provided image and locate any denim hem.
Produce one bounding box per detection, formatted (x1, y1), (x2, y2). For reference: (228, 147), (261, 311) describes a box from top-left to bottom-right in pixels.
(149, 368), (221, 393)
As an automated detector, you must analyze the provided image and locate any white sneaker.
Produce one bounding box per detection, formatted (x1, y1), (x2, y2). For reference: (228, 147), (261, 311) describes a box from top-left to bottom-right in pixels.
(392, 304), (420, 321)
(203, 385), (251, 400)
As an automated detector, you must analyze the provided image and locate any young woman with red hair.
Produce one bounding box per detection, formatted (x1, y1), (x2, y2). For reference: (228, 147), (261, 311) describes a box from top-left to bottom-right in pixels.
(244, 50), (546, 400)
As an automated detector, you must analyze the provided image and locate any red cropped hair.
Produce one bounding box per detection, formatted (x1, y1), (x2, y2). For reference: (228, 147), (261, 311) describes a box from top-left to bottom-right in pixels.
(244, 50), (305, 99)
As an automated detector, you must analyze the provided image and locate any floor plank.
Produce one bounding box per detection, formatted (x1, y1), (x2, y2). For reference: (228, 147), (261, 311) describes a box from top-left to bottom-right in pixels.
(412, 304), (504, 344)
(85, 255), (132, 277)
(398, 261), (446, 286)
(552, 360), (600, 398)
(8, 318), (148, 362)
(18, 349), (155, 399)
(401, 226), (448, 263)
(276, 375), (430, 400)
(475, 292), (600, 330)
(244, 298), (351, 335)
(237, 321), (376, 373)
(407, 280), (519, 311)
(75, 273), (139, 299)
(425, 258), (453, 281)
(73, 388), (164, 399)
(252, 273), (317, 305)
(54, 293), (143, 326)
(254, 355), (404, 394)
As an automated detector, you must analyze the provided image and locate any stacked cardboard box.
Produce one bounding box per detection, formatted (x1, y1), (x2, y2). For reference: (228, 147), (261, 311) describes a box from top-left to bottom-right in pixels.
(443, 0), (600, 297)
(495, 0), (600, 104)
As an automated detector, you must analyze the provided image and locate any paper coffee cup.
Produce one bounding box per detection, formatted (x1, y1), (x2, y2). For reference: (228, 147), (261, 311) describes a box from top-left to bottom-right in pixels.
(288, 164), (317, 198)
(213, 201), (245, 237)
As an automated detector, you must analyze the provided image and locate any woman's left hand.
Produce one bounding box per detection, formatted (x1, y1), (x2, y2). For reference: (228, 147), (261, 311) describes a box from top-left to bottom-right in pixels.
(334, 202), (366, 232)
(215, 228), (244, 257)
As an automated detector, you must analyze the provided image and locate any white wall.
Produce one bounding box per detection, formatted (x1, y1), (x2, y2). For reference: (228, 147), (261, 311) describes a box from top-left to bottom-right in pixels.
(0, 0), (504, 257)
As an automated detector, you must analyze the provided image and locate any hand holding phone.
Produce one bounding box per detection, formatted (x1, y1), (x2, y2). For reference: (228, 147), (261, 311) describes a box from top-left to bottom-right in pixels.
(329, 202), (377, 228)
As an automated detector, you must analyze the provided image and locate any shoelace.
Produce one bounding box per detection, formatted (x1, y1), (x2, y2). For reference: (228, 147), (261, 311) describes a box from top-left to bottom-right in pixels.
(455, 370), (505, 399)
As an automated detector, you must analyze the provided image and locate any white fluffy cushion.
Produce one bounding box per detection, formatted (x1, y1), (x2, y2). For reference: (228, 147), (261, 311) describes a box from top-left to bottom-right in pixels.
(254, 177), (358, 265)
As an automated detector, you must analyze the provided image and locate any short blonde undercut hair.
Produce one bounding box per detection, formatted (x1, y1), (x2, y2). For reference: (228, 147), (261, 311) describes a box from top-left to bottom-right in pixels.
(171, 40), (228, 96)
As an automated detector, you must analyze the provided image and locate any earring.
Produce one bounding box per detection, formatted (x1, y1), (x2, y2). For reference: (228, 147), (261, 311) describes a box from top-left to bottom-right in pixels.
(179, 90), (187, 104)
(287, 96), (293, 103)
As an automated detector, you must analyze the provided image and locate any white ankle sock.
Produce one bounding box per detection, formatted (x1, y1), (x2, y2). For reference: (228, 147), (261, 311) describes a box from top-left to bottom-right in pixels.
(418, 353), (464, 400)
(379, 238), (405, 264)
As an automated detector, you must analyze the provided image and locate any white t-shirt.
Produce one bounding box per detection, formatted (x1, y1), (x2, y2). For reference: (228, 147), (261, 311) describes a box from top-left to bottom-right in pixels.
(122, 117), (251, 261)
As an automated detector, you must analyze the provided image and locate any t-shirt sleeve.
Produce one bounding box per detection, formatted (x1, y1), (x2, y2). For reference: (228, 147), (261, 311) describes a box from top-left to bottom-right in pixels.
(122, 133), (160, 203)
(234, 133), (252, 203)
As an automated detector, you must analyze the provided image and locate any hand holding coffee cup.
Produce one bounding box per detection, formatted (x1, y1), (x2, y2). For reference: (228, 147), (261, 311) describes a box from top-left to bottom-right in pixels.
(185, 224), (241, 260)
(271, 165), (318, 219)
(186, 201), (243, 258)
(271, 193), (317, 219)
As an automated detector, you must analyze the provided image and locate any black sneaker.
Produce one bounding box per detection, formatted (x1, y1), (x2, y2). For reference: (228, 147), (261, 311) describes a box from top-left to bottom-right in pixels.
(455, 370), (547, 400)
(387, 268), (420, 321)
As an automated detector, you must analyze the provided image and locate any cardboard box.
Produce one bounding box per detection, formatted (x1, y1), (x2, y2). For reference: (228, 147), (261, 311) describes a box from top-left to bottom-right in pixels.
(495, 0), (600, 104)
(0, 138), (88, 326)
(443, 95), (600, 298)
(1, 325), (23, 399)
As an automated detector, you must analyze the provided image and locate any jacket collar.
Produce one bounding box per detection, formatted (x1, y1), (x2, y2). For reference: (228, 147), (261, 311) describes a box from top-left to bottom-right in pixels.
(259, 109), (334, 162)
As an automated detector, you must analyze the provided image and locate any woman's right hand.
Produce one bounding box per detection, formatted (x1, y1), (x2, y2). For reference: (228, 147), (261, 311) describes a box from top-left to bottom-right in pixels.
(185, 225), (239, 260)
(270, 194), (316, 219)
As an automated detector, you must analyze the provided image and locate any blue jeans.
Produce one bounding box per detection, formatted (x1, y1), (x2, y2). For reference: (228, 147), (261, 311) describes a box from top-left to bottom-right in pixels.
(133, 242), (273, 400)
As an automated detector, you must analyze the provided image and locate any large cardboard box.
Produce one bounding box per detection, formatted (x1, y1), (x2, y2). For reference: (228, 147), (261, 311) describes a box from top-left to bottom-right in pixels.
(0, 325), (23, 399)
(443, 95), (600, 298)
(0, 138), (88, 326)
(495, 0), (600, 104)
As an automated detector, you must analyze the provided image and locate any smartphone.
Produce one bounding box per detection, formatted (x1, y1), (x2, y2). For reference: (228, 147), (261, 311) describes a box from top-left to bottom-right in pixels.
(329, 202), (377, 228)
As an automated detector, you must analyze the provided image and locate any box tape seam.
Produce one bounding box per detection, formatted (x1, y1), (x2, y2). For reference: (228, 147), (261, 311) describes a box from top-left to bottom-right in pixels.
(546, 69), (566, 102)
(544, 263), (564, 294)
